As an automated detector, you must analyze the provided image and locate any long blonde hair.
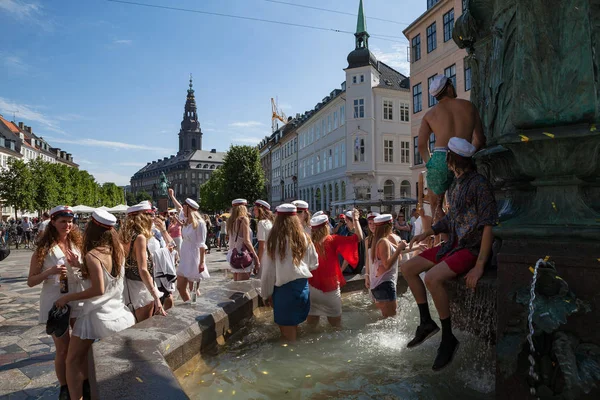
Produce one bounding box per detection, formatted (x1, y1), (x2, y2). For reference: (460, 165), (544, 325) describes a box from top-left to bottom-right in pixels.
(185, 208), (202, 229)
(298, 210), (312, 226)
(370, 222), (393, 263)
(267, 213), (308, 265)
(120, 213), (153, 243)
(227, 205), (248, 235)
(256, 206), (274, 222)
(310, 223), (330, 256)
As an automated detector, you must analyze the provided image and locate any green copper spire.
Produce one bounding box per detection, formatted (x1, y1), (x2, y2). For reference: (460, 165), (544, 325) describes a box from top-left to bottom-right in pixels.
(356, 0), (367, 35)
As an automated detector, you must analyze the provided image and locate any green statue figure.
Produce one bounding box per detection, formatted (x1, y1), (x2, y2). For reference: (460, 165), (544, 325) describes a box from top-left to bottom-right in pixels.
(158, 172), (170, 197)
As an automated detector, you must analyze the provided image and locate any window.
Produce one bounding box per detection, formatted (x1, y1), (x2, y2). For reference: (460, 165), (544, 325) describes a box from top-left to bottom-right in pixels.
(401, 141), (410, 164)
(323, 150), (327, 171)
(445, 64), (457, 88)
(360, 74), (365, 83)
(426, 22), (437, 53)
(328, 149), (332, 169)
(354, 137), (365, 162)
(427, 0), (440, 9)
(333, 111), (338, 129)
(340, 105), (345, 124)
(400, 102), (409, 122)
(465, 64), (472, 91)
(413, 136), (423, 165)
(353, 99), (365, 118)
(341, 142), (346, 166)
(341, 181), (346, 200)
(411, 34), (421, 62)
(322, 119), (326, 137)
(384, 139), (394, 163)
(413, 84), (422, 113)
(400, 180), (411, 198)
(316, 155), (320, 173)
(443, 9), (454, 42)
(383, 100), (393, 120)
(334, 145), (339, 167)
(327, 115), (332, 132)
(428, 75), (438, 107)
(316, 124), (320, 140)
(383, 180), (395, 200)
(429, 132), (437, 154)
(352, 76), (357, 84)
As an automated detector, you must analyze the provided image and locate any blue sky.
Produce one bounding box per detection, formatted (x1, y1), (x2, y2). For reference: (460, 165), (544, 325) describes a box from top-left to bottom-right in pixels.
(0, 0), (425, 186)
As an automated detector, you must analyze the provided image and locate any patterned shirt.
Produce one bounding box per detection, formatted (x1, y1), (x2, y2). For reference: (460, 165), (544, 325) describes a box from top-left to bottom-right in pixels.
(432, 170), (498, 261)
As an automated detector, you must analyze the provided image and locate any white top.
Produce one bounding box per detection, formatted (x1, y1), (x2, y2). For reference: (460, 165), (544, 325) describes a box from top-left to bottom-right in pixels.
(413, 216), (423, 236)
(369, 240), (399, 289)
(256, 219), (273, 242)
(219, 220), (227, 234)
(180, 221), (207, 271)
(260, 235), (319, 298)
(38, 220), (50, 233)
(79, 263), (129, 321)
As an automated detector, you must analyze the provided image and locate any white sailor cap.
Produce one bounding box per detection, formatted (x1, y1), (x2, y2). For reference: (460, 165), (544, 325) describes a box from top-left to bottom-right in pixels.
(254, 200), (270, 210)
(232, 198), (248, 206)
(448, 137), (476, 158)
(374, 214), (393, 226)
(429, 75), (450, 97)
(310, 215), (329, 229)
(344, 211), (353, 219)
(367, 212), (380, 220)
(92, 209), (117, 229)
(185, 198), (199, 210)
(276, 203), (297, 215)
(50, 205), (74, 218)
(312, 210), (324, 218)
(292, 200), (309, 211)
(127, 202), (152, 215)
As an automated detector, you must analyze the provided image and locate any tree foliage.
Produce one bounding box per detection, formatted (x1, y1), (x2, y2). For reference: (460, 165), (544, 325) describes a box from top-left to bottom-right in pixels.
(199, 167), (226, 211)
(135, 191), (152, 204)
(0, 158), (127, 215)
(220, 145), (265, 204)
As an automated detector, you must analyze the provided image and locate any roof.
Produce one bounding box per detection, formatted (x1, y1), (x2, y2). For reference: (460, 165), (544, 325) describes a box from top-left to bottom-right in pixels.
(0, 115), (20, 134)
(133, 149), (226, 175)
(376, 61), (410, 90)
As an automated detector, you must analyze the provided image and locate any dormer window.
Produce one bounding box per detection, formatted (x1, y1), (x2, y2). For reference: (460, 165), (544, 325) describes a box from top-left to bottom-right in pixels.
(352, 76), (357, 84)
(360, 74), (365, 83)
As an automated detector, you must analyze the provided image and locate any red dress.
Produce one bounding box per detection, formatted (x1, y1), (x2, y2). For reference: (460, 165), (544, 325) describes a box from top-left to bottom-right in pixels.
(309, 235), (359, 293)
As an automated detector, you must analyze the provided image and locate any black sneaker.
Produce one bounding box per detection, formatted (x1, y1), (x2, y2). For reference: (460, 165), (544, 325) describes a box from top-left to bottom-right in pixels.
(59, 384), (70, 400)
(432, 335), (460, 371)
(406, 321), (440, 348)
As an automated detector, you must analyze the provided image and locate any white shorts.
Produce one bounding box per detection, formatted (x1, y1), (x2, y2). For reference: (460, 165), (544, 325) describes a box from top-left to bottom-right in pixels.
(308, 285), (342, 318)
(123, 279), (155, 310)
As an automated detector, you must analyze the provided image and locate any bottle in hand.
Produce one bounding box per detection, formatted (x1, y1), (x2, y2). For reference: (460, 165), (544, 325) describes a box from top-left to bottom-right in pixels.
(59, 268), (69, 294)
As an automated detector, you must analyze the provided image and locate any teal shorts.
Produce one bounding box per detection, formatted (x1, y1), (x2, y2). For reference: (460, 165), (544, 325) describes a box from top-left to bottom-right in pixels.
(426, 151), (454, 195)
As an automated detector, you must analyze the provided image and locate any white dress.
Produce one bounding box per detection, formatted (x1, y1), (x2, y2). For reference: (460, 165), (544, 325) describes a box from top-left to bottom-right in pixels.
(38, 244), (84, 323)
(227, 220), (253, 273)
(123, 236), (158, 310)
(178, 221), (210, 281)
(73, 256), (135, 340)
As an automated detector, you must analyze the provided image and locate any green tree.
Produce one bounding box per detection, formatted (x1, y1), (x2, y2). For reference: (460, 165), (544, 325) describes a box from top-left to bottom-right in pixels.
(199, 167), (226, 211)
(0, 158), (34, 218)
(221, 145), (264, 204)
(125, 191), (137, 206)
(29, 158), (59, 213)
(135, 191), (152, 203)
(100, 182), (122, 207)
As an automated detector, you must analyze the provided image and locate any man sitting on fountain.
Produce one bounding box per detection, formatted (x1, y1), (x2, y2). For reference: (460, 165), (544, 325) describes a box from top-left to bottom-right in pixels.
(404, 137), (498, 371)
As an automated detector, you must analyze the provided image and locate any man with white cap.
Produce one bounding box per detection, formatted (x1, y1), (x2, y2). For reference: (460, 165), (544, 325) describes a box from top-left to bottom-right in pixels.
(417, 74), (486, 228)
(403, 137), (498, 372)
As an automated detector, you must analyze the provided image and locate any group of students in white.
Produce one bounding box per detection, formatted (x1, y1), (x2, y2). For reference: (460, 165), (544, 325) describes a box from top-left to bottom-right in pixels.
(27, 189), (212, 400)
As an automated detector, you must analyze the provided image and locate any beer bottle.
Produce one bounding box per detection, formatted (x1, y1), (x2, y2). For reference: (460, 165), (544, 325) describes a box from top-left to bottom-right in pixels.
(59, 268), (69, 294)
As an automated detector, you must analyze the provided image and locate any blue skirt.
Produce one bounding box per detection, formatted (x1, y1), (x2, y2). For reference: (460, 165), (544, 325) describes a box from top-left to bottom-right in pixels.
(272, 278), (310, 326)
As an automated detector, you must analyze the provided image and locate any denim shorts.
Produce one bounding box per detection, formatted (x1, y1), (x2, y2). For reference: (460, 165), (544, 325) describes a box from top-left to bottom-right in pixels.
(371, 281), (397, 302)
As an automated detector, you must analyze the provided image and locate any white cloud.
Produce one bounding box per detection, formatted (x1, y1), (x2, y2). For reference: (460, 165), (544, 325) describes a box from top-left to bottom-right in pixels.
(0, 0), (40, 18)
(372, 44), (411, 76)
(113, 39), (132, 45)
(229, 121), (265, 128)
(232, 136), (262, 145)
(118, 161), (146, 167)
(47, 136), (174, 153)
(88, 170), (131, 186)
(2, 54), (29, 73)
(0, 96), (66, 134)
(54, 113), (85, 122)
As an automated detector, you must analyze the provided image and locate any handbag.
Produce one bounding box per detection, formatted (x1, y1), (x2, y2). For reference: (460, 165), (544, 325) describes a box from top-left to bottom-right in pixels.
(229, 220), (253, 270)
(124, 234), (154, 281)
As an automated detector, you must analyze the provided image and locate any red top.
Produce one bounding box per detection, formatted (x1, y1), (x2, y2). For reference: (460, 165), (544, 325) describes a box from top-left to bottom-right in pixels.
(309, 234), (359, 292)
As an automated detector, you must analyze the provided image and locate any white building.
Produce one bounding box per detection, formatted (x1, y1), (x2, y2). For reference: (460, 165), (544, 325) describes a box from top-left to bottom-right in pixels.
(296, 1), (413, 214)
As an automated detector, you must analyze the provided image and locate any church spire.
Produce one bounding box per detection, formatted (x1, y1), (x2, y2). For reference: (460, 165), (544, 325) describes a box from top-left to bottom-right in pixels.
(355, 0), (369, 49)
(184, 73), (197, 118)
(179, 74), (202, 155)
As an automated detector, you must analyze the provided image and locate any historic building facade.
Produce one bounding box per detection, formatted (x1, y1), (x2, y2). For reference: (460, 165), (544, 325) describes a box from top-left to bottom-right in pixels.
(130, 77), (225, 202)
(260, 0), (414, 214)
(403, 0), (470, 195)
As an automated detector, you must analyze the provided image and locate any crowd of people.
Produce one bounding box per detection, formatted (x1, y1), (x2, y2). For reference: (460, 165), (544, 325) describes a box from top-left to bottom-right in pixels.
(24, 132), (496, 399)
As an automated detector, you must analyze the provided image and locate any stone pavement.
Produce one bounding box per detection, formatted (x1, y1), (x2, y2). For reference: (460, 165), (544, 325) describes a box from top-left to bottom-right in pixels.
(0, 248), (231, 400)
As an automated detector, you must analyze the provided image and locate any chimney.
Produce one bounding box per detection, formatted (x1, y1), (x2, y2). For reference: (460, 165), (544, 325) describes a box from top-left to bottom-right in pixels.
(18, 122), (24, 130)
(26, 126), (32, 134)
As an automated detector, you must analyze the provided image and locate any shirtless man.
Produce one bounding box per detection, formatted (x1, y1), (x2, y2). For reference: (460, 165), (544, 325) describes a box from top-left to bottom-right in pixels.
(418, 75), (486, 225)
